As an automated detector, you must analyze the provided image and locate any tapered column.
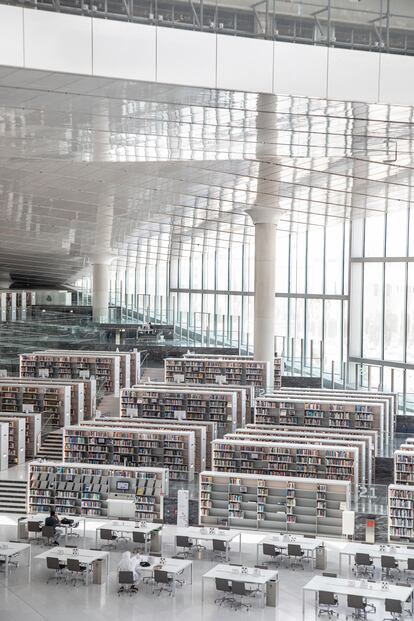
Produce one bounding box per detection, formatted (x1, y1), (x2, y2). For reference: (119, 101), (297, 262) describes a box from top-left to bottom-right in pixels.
(92, 261), (110, 323)
(246, 207), (283, 389)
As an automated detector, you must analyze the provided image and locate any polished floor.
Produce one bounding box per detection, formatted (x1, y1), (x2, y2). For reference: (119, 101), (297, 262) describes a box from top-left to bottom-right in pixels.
(0, 513), (411, 621)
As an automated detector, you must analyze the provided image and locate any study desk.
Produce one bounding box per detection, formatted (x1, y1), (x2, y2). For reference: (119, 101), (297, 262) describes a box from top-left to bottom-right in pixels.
(95, 520), (162, 552)
(175, 527), (242, 562)
(35, 547), (110, 585)
(302, 575), (413, 620)
(202, 563), (279, 608)
(139, 555), (192, 596)
(256, 535), (323, 568)
(25, 513), (86, 547)
(0, 541), (31, 585)
(339, 542), (414, 573)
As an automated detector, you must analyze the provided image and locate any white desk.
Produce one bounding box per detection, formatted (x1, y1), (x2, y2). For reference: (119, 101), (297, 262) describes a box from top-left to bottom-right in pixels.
(25, 513), (86, 547)
(257, 535), (322, 568)
(202, 563), (278, 608)
(175, 527), (242, 562)
(302, 575), (414, 620)
(339, 542), (414, 573)
(0, 541), (31, 585)
(139, 555), (192, 596)
(95, 521), (162, 552)
(35, 547), (110, 585)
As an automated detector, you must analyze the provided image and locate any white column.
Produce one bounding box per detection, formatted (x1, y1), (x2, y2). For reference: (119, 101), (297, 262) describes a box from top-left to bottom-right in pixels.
(92, 261), (110, 323)
(246, 207), (283, 389)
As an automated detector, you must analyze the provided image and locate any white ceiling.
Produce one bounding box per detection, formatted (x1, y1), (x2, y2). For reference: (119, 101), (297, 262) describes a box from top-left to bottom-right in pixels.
(0, 65), (413, 284)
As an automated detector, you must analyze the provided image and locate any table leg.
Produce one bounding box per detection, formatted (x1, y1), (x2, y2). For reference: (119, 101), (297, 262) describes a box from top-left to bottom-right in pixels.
(189, 563), (193, 585)
(5, 555), (9, 586)
(239, 534), (242, 562)
(64, 526), (68, 547)
(302, 588), (306, 620)
(201, 576), (205, 603)
(95, 529), (98, 549)
(262, 583), (266, 608)
(83, 520), (86, 548)
(314, 591), (317, 621)
(339, 553), (342, 574)
(256, 543), (259, 564)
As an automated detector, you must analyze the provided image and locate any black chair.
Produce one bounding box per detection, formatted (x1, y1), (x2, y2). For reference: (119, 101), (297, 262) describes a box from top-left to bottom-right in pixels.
(41, 525), (55, 546)
(317, 591), (338, 618)
(322, 573), (337, 578)
(384, 598), (403, 620)
(175, 535), (193, 558)
(28, 521), (42, 543)
(287, 543), (305, 570)
(381, 555), (400, 581)
(66, 557), (87, 586)
(212, 538), (229, 561)
(353, 553), (374, 578)
(118, 570), (139, 596)
(263, 543), (282, 565)
(230, 581), (253, 610)
(100, 528), (118, 550)
(404, 557), (414, 578)
(214, 577), (234, 607)
(153, 569), (173, 596)
(347, 594), (367, 619)
(133, 530), (150, 551)
(46, 556), (66, 584)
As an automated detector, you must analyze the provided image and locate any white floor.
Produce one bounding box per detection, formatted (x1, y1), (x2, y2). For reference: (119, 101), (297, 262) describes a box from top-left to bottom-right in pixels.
(0, 514), (411, 621)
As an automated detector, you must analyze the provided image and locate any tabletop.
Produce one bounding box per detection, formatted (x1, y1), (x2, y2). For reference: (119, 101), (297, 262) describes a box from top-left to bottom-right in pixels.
(141, 556), (192, 574)
(26, 513), (83, 525)
(341, 542), (414, 560)
(179, 527), (240, 542)
(259, 535), (322, 551)
(0, 541), (31, 556)
(35, 547), (109, 563)
(203, 563), (278, 585)
(100, 521), (161, 535)
(303, 575), (413, 602)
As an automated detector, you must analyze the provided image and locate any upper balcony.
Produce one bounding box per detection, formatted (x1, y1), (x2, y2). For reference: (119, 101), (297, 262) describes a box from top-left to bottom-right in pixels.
(2, 0), (414, 56)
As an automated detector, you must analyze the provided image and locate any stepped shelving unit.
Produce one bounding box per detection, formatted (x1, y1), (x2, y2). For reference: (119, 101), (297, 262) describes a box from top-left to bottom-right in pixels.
(80, 418), (208, 471)
(394, 449), (414, 485)
(199, 470), (350, 536)
(388, 484), (414, 543)
(165, 357), (269, 391)
(63, 425), (196, 482)
(0, 416), (25, 465)
(0, 422), (8, 470)
(0, 382), (71, 428)
(0, 411), (41, 459)
(212, 438), (359, 496)
(27, 460), (168, 520)
(121, 386), (238, 435)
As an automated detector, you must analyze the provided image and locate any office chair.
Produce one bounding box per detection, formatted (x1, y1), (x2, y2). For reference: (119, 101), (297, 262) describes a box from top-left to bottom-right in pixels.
(118, 570), (139, 596)
(347, 594), (367, 619)
(99, 528), (118, 550)
(152, 569), (173, 596)
(133, 530), (150, 551)
(212, 538), (229, 561)
(41, 525), (55, 547)
(46, 556), (66, 584)
(214, 577), (234, 607)
(353, 553), (374, 578)
(322, 573), (337, 578)
(66, 557), (88, 586)
(263, 543), (282, 566)
(28, 521), (42, 543)
(175, 535), (194, 558)
(383, 598), (403, 620)
(396, 583), (412, 615)
(381, 555), (400, 581)
(287, 544), (305, 570)
(230, 581), (253, 611)
(404, 557), (414, 578)
(317, 591), (338, 618)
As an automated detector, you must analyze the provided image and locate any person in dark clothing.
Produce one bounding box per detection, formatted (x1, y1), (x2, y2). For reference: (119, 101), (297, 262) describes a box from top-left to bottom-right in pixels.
(45, 510), (62, 545)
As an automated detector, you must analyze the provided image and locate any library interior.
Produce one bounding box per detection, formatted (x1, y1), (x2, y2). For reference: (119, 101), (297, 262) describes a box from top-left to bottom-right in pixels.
(2, 1), (414, 620)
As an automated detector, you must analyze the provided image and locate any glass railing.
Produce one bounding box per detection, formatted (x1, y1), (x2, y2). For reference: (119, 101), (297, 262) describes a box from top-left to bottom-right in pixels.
(2, 0), (414, 56)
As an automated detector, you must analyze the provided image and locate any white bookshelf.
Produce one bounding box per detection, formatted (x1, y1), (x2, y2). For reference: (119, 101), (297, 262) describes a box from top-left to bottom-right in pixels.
(63, 425), (196, 482)
(27, 460), (168, 520)
(254, 396), (386, 451)
(0, 416), (25, 465)
(0, 422), (9, 470)
(394, 449), (414, 485)
(165, 357), (269, 391)
(388, 484), (414, 543)
(199, 470), (350, 536)
(212, 438), (359, 496)
(0, 411), (41, 458)
(139, 380), (250, 428)
(227, 428), (373, 486)
(0, 381), (71, 428)
(80, 418), (208, 471)
(121, 386), (238, 435)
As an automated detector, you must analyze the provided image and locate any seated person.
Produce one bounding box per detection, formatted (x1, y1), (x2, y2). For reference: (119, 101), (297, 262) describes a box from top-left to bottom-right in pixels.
(45, 510), (63, 546)
(118, 551), (140, 590)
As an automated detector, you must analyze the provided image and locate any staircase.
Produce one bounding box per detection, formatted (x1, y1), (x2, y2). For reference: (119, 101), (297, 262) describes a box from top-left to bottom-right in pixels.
(140, 366), (165, 383)
(37, 430), (63, 461)
(0, 480), (27, 514)
(97, 394), (120, 417)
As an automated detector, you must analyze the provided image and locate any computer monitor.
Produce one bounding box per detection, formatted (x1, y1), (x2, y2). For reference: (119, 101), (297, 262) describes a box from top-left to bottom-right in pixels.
(116, 480), (130, 492)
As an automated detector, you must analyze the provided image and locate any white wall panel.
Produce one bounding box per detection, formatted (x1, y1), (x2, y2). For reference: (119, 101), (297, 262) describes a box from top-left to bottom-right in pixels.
(379, 54), (414, 106)
(217, 35), (273, 93)
(0, 6), (24, 68)
(93, 20), (155, 82)
(274, 42), (327, 99)
(328, 48), (380, 103)
(157, 29), (216, 88)
(24, 11), (92, 75)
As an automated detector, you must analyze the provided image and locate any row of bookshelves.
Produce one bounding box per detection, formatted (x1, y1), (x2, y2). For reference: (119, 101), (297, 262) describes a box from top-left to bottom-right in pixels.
(0, 381), (71, 428)
(164, 357), (269, 390)
(63, 426), (196, 482)
(0, 290), (34, 322)
(27, 461), (167, 520)
(199, 471), (350, 536)
(388, 484), (414, 542)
